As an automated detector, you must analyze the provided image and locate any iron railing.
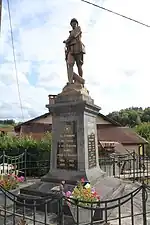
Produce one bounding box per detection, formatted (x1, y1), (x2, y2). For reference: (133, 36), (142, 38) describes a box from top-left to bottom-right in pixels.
(0, 150), (150, 224)
(0, 150), (50, 179)
(0, 182), (149, 225)
(99, 152), (150, 184)
(0, 150), (150, 184)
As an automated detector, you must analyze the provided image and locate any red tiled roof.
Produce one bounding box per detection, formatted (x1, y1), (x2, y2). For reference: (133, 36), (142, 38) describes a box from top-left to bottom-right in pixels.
(14, 112), (147, 145)
(98, 126), (147, 144)
(14, 112), (121, 132)
(14, 113), (50, 132)
(98, 113), (121, 126)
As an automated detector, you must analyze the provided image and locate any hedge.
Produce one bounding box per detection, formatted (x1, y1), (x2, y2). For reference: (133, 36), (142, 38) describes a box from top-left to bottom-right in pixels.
(0, 132), (52, 177)
(0, 132), (51, 155)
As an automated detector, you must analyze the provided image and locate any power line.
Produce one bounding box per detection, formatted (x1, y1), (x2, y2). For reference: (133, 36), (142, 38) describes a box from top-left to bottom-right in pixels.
(6, 0), (24, 121)
(81, 0), (150, 28)
(0, 0), (2, 32)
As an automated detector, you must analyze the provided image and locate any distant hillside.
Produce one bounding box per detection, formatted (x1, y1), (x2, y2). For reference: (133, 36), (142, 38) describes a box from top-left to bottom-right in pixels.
(0, 119), (15, 125)
(107, 107), (150, 127)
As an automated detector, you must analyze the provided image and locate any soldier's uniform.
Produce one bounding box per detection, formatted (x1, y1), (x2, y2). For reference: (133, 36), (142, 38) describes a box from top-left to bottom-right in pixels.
(66, 26), (85, 70)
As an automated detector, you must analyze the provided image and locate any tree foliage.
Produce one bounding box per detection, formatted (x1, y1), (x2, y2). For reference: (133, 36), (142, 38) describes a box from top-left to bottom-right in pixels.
(0, 119), (15, 125)
(135, 123), (150, 141)
(135, 123), (150, 156)
(107, 107), (150, 127)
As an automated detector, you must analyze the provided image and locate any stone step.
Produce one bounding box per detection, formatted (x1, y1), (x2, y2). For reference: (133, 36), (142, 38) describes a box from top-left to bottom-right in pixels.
(17, 193), (70, 215)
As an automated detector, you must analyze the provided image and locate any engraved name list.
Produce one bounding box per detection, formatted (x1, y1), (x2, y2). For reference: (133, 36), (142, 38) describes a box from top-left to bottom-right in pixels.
(57, 121), (77, 170)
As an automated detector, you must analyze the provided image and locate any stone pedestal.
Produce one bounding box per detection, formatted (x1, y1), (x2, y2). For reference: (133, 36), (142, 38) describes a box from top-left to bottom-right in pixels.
(42, 83), (121, 193)
(42, 85), (104, 185)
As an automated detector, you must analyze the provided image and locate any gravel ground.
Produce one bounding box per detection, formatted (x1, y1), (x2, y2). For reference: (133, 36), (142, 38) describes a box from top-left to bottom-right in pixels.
(106, 181), (150, 225)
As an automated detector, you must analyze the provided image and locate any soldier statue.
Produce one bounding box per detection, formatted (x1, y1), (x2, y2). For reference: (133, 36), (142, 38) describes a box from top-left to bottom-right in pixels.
(63, 18), (85, 84)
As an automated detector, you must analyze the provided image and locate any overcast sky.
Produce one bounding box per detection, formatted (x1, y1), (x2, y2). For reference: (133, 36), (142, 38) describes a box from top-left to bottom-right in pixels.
(0, 0), (150, 121)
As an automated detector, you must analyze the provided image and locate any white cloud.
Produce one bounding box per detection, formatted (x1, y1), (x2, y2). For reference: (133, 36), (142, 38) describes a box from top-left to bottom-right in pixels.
(0, 0), (150, 121)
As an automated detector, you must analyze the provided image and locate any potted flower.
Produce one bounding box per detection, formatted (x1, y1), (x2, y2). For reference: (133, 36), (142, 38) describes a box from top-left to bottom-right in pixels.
(65, 178), (100, 224)
(0, 173), (24, 208)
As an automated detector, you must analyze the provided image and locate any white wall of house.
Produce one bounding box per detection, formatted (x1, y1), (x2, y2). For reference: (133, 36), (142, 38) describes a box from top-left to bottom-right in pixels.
(96, 116), (111, 124)
(34, 115), (52, 124)
(35, 114), (109, 125)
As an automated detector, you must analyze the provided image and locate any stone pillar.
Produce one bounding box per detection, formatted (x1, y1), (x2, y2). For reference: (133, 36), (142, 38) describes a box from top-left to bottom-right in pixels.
(42, 84), (104, 185)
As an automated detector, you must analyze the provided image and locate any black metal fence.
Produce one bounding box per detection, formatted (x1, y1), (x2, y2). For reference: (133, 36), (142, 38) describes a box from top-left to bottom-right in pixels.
(99, 152), (150, 184)
(0, 182), (150, 225)
(0, 150), (50, 179)
(0, 151), (150, 224)
(0, 150), (150, 184)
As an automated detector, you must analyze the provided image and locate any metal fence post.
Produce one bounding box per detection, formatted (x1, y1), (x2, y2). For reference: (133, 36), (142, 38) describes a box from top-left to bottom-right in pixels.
(49, 150), (51, 171)
(142, 182), (147, 225)
(58, 197), (64, 225)
(133, 151), (136, 183)
(24, 149), (27, 181)
(2, 150), (5, 173)
(113, 157), (115, 177)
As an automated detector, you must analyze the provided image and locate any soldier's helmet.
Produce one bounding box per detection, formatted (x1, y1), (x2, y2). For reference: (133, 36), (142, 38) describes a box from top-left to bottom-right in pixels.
(70, 18), (78, 25)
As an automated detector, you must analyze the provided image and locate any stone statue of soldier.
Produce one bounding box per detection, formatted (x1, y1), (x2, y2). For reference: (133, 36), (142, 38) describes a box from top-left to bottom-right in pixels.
(63, 18), (86, 84)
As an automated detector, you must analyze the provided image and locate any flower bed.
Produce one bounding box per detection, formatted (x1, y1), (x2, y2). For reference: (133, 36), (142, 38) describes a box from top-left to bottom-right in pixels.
(65, 178), (100, 223)
(0, 173), (24, 208)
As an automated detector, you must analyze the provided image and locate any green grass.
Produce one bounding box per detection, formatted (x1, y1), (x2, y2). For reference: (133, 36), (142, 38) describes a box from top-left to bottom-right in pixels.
(0, 124), (14, 129)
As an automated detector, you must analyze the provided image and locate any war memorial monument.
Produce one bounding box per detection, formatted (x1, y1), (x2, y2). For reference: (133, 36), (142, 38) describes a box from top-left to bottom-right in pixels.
(21, 18), (122, 207)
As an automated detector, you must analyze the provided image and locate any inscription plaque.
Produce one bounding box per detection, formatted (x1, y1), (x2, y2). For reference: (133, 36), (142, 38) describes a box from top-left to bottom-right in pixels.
(57, 121), (77, 170)
(88, 133), (96, 169)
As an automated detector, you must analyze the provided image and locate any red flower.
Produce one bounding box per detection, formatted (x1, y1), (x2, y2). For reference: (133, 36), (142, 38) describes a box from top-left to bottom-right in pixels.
(81, 178), (85, 183)
(93, 192), (97, 197)
(97, 196), (100, 200)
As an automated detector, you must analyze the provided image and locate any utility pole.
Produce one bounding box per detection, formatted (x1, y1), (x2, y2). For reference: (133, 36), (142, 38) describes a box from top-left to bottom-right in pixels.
(0, 0), (2, 32)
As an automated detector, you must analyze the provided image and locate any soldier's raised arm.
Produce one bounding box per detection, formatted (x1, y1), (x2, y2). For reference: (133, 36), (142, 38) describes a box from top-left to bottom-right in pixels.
(72, 26), (81, 38)
(64, 26), (81, 44)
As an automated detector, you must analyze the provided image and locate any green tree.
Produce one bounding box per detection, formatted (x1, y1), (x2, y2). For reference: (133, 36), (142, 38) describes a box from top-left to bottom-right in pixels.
(135, 123), (150, 156)
(38, 132), (52, 152)
(135, 123), (150, 141)
(141, 107), (150, 122)
(0, 119), (15, 125)
(107, 107), (150, 127)
(136, 115), (141, 125)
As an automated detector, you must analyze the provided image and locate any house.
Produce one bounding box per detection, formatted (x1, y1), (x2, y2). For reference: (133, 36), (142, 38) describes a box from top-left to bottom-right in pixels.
(14, 95), (147, 155)
(98, 125), (146, 154)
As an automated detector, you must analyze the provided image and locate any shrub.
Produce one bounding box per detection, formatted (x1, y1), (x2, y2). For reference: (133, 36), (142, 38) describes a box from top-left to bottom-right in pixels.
(0, 132), (52, 177)
(0, 132), (51, 154)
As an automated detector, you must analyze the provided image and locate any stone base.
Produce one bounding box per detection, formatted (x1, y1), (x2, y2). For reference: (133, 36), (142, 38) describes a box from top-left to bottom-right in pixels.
(56, 82), (94, 105)
(20, 168), (122, 203)
(41, 166), (105, 185)
(19, 175), (122, 219)
(62, 83), (88, 95)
